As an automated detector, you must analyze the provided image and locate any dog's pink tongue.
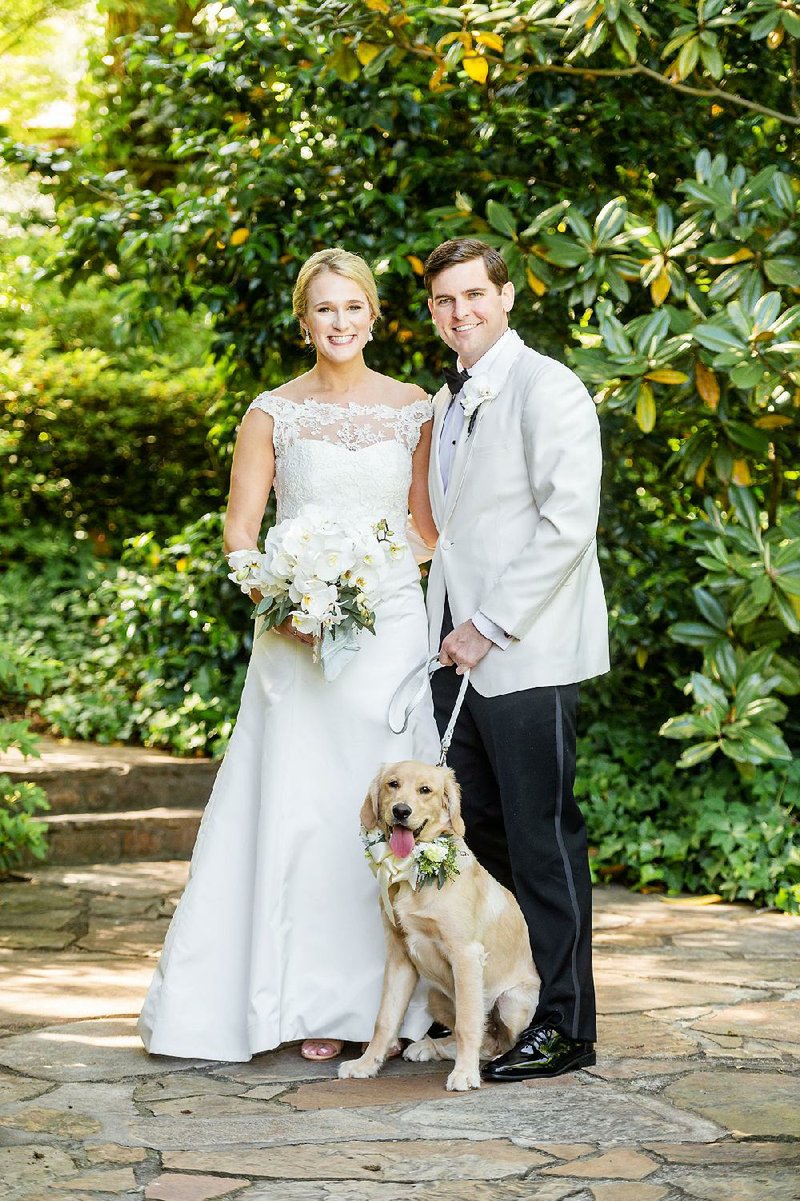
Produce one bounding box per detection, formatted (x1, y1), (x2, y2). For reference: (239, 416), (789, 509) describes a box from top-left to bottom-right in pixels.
(390, 827), (415, 859)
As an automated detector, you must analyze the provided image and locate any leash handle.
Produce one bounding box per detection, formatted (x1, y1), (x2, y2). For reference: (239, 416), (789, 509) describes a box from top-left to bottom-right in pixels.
(388, 654), (442, 735)
(387, 653), (470, 765)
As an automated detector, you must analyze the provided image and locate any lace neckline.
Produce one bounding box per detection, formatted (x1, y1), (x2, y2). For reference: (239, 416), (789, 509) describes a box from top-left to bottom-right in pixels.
(267, 393), (428, 415)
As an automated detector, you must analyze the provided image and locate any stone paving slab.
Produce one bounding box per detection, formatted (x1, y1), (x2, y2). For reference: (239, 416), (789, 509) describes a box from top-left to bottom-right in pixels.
(0, 952), (154, 1031)
(0, 863), (798, 1201)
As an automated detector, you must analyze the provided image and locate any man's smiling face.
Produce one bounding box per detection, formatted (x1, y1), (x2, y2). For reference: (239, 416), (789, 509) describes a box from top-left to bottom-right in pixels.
(428, 257), (515, 369)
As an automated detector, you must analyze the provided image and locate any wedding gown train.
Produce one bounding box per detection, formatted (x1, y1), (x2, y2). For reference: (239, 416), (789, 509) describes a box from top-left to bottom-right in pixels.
(138, 393), (439, 1060)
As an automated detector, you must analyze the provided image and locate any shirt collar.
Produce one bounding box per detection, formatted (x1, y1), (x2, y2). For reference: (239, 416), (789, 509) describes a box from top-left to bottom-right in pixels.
(456, 327), (515, 378)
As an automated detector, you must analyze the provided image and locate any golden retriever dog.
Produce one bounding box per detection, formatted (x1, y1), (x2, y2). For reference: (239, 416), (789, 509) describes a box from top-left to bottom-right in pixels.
(339, 760), (539, 1091)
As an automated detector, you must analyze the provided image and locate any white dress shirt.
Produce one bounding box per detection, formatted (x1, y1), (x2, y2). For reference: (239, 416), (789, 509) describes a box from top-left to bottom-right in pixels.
(439, 331), (514, 650)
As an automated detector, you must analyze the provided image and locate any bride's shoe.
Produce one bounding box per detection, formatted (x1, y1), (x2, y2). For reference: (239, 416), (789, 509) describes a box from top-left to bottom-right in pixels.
(300, 1039), (344, 1060)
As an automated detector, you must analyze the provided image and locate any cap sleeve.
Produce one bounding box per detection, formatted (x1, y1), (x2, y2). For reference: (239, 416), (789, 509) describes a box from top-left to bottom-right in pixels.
(396, 397), (434, 452)
(247, 391), (293, 454)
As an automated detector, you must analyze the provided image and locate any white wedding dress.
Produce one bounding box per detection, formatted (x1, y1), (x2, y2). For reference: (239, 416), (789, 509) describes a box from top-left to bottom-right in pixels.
(138, 393), (440, 1060)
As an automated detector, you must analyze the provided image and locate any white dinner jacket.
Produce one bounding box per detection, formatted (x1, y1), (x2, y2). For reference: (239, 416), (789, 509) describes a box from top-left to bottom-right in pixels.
(427, 329), (610, 698)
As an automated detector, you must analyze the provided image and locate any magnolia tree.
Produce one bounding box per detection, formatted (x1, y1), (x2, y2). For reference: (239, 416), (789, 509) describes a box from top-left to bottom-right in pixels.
(456, 160), (799, 769)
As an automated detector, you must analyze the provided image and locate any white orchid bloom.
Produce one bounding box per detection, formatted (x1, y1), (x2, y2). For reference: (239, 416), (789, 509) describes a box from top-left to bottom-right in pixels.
(252, 566), (286, 598)
(300, 580), (339, 621)
(293, 545), (325, 584)
(313, 542), (357, 583)
(350, 566), (381, 596)
(280, 522), (317, 558)
(267, 547), (296, 581)
(291, 610), (321, 636)
(226, 549), (262, 591)
(288, 572), (311, 604)
(322, 602), (345, 628)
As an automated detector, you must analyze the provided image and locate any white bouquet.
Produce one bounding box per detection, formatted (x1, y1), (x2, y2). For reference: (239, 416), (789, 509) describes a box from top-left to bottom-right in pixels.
(227, 505), (406, 680)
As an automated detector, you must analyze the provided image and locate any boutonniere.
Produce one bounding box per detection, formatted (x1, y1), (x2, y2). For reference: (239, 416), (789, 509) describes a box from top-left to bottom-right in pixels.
(461, 378), (497, 434)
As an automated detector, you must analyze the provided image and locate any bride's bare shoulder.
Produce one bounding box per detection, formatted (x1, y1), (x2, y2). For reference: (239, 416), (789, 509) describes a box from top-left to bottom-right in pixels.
(369, 373), (429, 408)
(265, 373), (314, 402)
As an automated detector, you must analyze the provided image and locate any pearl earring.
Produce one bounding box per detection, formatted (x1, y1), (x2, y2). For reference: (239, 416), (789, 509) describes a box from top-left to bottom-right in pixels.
(368, 326), (374, 342)
(303, 329), (311, 346)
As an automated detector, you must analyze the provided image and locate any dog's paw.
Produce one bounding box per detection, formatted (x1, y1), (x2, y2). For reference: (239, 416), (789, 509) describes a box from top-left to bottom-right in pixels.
(403, 1036), (439, 1063)
(446, 1065), (481, 1091)
(338, 1056), (380, 1080)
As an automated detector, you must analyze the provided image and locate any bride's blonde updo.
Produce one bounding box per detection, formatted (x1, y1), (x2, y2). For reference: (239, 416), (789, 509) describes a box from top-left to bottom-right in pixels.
(292, 248), (381, 322)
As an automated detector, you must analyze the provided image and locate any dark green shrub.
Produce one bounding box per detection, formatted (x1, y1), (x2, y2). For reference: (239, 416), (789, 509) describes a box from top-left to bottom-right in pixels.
(0, 240), (235, 553)
(1, 331), (229, 552)
(3, 514), (255, 757)
(579, 720), (800, 913)
(0, 646), (53, 875)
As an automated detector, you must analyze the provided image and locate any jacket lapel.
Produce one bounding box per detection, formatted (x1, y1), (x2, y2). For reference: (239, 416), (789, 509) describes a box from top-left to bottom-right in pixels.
(440, 330), (526, 529)
(442, 407), (481, 528)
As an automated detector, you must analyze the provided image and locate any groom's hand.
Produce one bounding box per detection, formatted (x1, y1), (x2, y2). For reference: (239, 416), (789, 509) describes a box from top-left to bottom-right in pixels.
(440, 621), (492, 675)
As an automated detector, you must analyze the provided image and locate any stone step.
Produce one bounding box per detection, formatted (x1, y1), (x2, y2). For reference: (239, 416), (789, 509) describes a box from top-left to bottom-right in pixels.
(1, 736), (217, 815)
(35, 807), (204, 865)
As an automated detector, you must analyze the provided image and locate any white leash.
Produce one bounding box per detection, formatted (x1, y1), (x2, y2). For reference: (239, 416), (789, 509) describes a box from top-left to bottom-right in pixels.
(436, 669), (470, 766)
(388, 654), (470, 767)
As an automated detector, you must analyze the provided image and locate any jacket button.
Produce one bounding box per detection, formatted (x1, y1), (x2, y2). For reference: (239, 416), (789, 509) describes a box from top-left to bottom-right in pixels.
(441, 538), (453, 550)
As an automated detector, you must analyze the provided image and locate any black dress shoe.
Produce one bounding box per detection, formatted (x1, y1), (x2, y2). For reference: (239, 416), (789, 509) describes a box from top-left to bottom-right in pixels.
(481, 1023), (596, 1082)
(426, 1021), (452, 1039)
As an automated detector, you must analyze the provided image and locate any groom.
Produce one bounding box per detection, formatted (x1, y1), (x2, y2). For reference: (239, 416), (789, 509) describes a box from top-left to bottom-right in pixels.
(423, 237), (609, 1081)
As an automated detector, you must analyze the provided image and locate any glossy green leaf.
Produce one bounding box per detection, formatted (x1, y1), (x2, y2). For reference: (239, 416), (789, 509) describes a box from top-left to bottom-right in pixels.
(669, 621), (722, 646)
(693, 325), (745, 352)
(486, 200), (518, 238)
(692, 586), (728, 630)
(732, 577), (772, 626)
(728, 486), (762, 537)
(677, 741), (719, 767)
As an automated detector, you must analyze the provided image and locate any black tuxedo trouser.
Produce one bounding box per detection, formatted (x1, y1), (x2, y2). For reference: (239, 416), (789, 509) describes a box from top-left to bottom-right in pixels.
(431, 613), (596, 1043)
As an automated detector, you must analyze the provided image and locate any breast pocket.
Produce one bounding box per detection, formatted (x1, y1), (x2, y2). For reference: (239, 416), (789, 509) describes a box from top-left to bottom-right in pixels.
(471, 436), (513, 457)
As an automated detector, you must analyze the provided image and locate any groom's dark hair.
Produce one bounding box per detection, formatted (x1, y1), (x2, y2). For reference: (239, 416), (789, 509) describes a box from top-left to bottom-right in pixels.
(423, 238), (509, 294)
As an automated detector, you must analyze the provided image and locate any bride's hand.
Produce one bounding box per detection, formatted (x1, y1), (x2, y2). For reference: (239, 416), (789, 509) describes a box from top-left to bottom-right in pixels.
(250, 591), (312, 647)
(274, 617), (315, 646)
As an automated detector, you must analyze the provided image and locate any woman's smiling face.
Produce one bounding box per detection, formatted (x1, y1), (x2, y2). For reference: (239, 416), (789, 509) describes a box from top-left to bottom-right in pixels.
(303, 270), (373, 362)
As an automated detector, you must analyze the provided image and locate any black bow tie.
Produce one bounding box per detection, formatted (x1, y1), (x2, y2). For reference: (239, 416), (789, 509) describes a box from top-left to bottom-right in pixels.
(443, 365), (470, 397)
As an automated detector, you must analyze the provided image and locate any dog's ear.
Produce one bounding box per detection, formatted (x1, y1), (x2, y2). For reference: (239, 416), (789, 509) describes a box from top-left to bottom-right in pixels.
(360, 768), (383, 830)
(442, 767), (465, 837)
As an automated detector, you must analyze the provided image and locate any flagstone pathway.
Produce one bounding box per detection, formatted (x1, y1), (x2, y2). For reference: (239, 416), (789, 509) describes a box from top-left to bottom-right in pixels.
(1, 863), (798, 1201)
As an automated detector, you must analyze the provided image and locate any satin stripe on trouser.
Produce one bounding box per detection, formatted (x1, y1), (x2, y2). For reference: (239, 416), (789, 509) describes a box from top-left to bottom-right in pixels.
(431, 604), (596, 1041)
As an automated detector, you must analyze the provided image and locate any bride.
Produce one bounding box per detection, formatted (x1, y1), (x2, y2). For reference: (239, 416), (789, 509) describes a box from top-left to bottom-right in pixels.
(138, 248), (440, 1063)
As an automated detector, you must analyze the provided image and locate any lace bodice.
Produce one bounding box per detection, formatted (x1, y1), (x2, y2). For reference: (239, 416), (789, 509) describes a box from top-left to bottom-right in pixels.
(247, 392), (432, 532)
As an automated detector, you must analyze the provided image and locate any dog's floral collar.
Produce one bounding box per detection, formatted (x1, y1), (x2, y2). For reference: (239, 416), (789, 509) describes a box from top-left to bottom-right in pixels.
(361, 828), (461, 924)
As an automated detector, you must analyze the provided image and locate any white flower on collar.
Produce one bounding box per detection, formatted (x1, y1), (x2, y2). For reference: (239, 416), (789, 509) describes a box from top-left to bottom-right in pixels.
(461, 377), (497, 421)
